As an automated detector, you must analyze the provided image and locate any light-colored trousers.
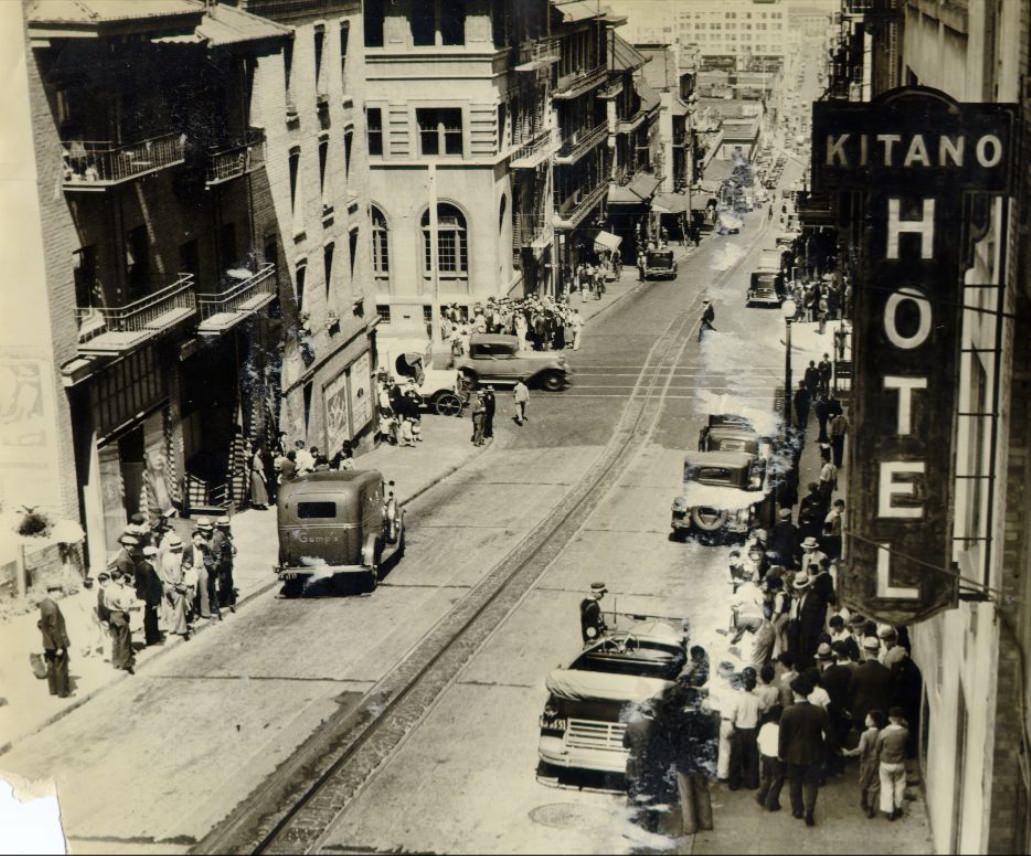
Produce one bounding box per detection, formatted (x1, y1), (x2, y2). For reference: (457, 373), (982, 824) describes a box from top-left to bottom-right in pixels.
(879, 761), (906, 814)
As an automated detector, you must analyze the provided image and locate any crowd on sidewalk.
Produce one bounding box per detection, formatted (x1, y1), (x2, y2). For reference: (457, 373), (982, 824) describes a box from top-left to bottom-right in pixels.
(605, 378), (924, 840)
(439, 295), (586, 357)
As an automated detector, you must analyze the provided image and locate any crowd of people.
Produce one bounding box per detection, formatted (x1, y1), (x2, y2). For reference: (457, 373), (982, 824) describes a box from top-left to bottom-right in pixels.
(438, 296), (586, 357)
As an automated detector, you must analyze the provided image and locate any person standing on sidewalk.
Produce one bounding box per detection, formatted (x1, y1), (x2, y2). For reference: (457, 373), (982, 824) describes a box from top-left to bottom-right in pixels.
(470, 391), (486, 446)
(842, 709), (883, 818)
(671, 687), (718, 835)
(513, 379), (530, 425)
(779, 674), (835, 826)
(876, 708), (910, 820)
(137, 546), (165, 647)
(105, 570), (136, 674)
(756, 706), (785, 812)
(38, 582), (71, 698)
(214, 517), (238, 614)
(159, 535), (191, 640)
(793, 381), (811, 432)
(482, 385), (497, 440)
(829, 409), (849, 468)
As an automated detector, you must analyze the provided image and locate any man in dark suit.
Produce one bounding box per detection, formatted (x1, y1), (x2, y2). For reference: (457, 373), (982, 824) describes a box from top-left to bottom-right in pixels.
(778, 675), (836, 826)
(793, 381), (811, 431)
(790, 572), (827, 671)
(768, 508), (801, 568)
(38, 582), (71, 698)
(849, 637), (893, 735)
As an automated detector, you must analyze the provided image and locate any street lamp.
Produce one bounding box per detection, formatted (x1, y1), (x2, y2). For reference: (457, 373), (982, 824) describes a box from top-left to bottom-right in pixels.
(782, 298), (797, 426)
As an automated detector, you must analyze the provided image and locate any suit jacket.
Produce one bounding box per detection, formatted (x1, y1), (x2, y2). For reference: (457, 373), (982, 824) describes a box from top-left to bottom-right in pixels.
(850, 659), (892, 727)
(38, 597), (70, 650)
(778, 700), (832, 766)
(820, 663), (854, 714)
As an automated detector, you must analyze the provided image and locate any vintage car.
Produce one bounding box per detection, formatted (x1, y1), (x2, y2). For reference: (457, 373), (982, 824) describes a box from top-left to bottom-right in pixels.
(537, 621), (684, 776)
(275, 469), (404, 596)
(643, 249), (678, 280)
(697, 414), (772, 458)
(377, 336), (465, 416)
(670, 450), (774, 541)
(454, 333), (569, 391)
(716, 211), (744, 234)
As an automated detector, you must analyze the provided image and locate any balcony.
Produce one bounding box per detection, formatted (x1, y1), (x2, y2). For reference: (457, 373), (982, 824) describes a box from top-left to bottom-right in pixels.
(553, 65), (606, 101)
(510, 130), (555, 169)
(597, 80), (624, 100)
(205, 129), (266, 187)
(62, 132), (186, 190)
(76, 274), (197, 355)
(554, 122), (607, 166)
(196, 263), (278, 336)
(553, 179), (608, 231)
(515, 37), (560, 71)
(617, 108), (647, 135)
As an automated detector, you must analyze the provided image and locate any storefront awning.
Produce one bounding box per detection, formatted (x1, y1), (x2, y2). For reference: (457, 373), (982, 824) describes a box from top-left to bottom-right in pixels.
(554, 0), (607, 22)
(628, 172), (660, 201)
(652, 192), (692, 215)
(607, 183), (646, 206)
(702, 159), (735, 182)
(592, 230), (622, 252)
(696, 179), (721, 194)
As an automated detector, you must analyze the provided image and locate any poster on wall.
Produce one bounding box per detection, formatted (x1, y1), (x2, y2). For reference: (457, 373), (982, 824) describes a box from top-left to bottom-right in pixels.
(324, 370), (351, 456)
(0, 358), (60, 513)
(142, 410), (173, 516)
(349, 353), (373, 437)
(99, 443), (127, 553)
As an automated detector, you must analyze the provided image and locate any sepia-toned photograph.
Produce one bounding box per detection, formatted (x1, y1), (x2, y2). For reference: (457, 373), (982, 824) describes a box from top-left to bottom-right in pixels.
(0, 0), (1027, 853)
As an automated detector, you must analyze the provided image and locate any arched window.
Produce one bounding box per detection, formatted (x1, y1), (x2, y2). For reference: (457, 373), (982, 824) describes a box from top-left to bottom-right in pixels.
(421, 203), (468, 275)
(371, 205), (389, 279)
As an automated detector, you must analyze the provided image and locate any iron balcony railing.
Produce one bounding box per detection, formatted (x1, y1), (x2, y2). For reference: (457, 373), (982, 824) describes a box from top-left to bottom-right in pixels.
(553, 64), (606, 100)
(554, 178), (608, 228)
(62, 132), (186, 188)
(206, 129), (267, 186)
(76, 274), (196, 342)
(196, 263), (277, 320)
(555, 121), (607, 165)
(516, 36), (560, 69)
(510, 129), (555, 168)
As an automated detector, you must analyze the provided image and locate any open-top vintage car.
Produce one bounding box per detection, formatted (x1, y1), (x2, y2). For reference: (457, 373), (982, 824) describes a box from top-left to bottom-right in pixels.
(275, 469), (404, 596)
(537, 621), (684, 776)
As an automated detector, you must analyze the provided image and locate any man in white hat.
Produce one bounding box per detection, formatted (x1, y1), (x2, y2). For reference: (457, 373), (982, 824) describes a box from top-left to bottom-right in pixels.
(187, 522), (219, 621)
(850, 637), (892, 733)
(580, 582), (608, 644)
(160, 535), (191, 638)
(799, 537), (827, 577)
(113, 533), (141, 586)
(790, 570), (825, 670)
(104, 569), (137, 674)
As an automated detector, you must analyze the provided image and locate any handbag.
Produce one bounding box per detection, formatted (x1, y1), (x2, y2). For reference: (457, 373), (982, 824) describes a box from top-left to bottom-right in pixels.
(30, 652), (48, 680)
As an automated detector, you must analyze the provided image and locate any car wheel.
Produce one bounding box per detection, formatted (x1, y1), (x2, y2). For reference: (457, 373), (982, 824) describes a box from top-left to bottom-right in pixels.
(540, 370), (564, 392)
(691, 507), (728, 532)
(433, 391), (462, 417)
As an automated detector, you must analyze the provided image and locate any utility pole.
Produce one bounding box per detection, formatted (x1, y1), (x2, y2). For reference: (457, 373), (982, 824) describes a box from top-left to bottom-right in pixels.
(427, 162), (441, 344)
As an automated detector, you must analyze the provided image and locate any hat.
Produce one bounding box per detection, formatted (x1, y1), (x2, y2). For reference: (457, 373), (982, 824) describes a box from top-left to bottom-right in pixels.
(46, 581), (64, 592)
(97, 571), (111, 581)
(717, 661), (736, 678)
(801, 536), (819, 549)
(216, 516), (231, 527)
(118, 534), (140, 546)
(129, 512), (147, 526)
(862, 636), (881, 652)
(849, 613), (867, 628)
(195, 516), (213, 531)
(83, 576), (95, 589)
(876, 624), (897, 640)
(109, 569), (123, 580)
(778, 508), (792, 520)
(590, 582), (607, 594)
(792, 571), (811, 590)
(816, 642), (833, 660)
(143, 545), (159, 557)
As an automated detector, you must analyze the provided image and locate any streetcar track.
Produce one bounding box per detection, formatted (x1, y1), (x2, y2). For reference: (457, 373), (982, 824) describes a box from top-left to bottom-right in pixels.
(196, 216), (773, 856)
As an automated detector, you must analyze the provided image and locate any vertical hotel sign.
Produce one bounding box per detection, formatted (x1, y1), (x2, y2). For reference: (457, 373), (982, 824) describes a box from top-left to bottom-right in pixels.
(812, 87), (1016, 624)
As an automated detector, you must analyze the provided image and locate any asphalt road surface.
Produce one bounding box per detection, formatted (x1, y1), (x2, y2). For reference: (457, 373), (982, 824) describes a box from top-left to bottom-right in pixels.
(0, 182), (797, 856)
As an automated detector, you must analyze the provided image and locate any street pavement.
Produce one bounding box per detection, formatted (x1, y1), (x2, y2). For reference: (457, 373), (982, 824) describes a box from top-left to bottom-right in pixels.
(0, 197), (933, 854)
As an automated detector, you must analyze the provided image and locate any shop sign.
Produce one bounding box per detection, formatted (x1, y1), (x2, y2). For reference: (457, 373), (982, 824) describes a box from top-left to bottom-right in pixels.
(324, 370), (351, 455)
(812, 87), (1016, 624)
(349, 353), (373, 435)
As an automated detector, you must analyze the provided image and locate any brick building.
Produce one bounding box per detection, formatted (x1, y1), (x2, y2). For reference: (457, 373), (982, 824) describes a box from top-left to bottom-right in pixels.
(5, 0), (288, 573)
(240, 0), (378, 458)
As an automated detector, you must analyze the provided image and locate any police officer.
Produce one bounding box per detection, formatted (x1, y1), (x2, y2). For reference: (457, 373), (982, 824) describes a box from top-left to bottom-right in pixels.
(580, 582), (608, 644)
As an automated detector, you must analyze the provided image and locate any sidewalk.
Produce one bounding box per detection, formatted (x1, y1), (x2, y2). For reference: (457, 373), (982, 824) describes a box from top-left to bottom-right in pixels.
(0, 277), (636, 755)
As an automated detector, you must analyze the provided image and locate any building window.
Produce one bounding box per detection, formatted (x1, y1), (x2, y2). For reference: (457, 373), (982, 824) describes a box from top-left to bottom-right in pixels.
(339, 21), (350, 76)
(364, 0), (384, 47)
(349, 227), (359, 280)
(422, 203), (468, 275)
(284, 37), (294, 92)
(440, 0), (466, 45)
(423, 305), (433, 324)
(318, 139), (329, 206)
(371, 205), (390, 278)
(417, 107), (463, 156)
(413, 2), (435, 45)
(323, 242), (335, 296)
(295, 261), (307, 314)
(376, 304), (391, 323)
(289, 148), (301, 216)
(367, 107), (383, 156)
(314, 26), (325, 86)
(344, 128), (354, 178)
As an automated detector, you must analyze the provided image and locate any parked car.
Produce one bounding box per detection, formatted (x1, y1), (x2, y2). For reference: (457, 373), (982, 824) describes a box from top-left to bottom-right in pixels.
(537, 621), (684, 776)
(716, 211), (744, 234)
(275, 470), (404, 596)
(379, 336), (465, 416)
(670, 450), (774, 541)
(455, 333), (569, 390)
(643, 248), (678, 279)
(697, 414), (772, 457)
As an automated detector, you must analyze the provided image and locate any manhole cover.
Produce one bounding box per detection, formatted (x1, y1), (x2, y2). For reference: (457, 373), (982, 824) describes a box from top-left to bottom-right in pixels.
(529, 802), (613, 830)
